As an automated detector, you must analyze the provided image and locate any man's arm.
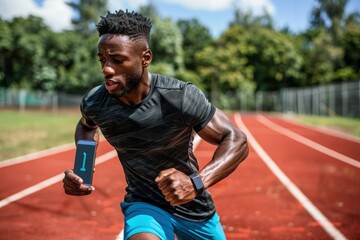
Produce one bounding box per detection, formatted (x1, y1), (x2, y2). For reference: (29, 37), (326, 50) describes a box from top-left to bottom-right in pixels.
(196, 108), (249, 189)
(63, 118), (99, 196)
(156, 108), (249, 205)
(75, 117), (100, 143)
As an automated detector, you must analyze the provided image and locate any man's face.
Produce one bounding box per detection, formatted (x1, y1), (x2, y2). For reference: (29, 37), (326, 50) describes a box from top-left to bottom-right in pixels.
(97, 34), (147, 98)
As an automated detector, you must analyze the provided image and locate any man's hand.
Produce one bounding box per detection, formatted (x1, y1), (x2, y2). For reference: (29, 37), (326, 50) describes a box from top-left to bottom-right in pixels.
(63, 169), (95, 196)
(155, 168), (197, 206)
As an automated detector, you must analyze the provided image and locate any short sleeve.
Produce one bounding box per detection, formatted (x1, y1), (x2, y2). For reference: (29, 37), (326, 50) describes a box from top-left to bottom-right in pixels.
(182, 83), (215, 132)
(79, 98), (98, 128)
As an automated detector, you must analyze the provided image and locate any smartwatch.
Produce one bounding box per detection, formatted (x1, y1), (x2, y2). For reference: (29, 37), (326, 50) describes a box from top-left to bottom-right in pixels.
(189, 173), (204, 196)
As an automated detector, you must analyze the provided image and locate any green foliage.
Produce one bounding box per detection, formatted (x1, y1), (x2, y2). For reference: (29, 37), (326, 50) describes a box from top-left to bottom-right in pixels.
(177, 19), (213, 70)
(196, 24), (303, 93)
(303, 29), (344, 84)
(150, 18), (184, 71)
(0, 0), (359, 103)
(343, 21), (360, 74)
(0, 14), (102, 93)
(245, 27), (304, 91)
(149, 62), (176, 77)
(67, 0), (107, 36)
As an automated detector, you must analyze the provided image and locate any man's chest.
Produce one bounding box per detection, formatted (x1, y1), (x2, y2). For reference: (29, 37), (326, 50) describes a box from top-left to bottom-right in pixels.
(95, 95), (186, 151)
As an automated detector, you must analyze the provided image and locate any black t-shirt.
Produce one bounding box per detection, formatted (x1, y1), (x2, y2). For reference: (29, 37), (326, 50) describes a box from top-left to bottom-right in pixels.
(80, 73), (216, 221)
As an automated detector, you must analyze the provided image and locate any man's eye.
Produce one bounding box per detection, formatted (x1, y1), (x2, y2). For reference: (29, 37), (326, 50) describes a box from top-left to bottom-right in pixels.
(98, 59), (105, 64)
(114, 59), (124, 64)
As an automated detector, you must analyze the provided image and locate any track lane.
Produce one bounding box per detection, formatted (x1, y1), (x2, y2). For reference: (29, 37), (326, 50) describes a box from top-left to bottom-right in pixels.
(264, 114), (360, 161)
(1, 113), (359, 239)
(0, 141), (125, 239)
(196, 139), (330, 239)
(0, 139), (113, 199)
(238, 113), (360, 239)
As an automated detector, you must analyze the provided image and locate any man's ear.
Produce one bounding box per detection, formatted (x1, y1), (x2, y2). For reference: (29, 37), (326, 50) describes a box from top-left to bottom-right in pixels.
(142, 49), (152, 67)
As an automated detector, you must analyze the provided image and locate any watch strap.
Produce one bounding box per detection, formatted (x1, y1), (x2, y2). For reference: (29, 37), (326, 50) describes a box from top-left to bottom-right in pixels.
(189, 173), (204, 196)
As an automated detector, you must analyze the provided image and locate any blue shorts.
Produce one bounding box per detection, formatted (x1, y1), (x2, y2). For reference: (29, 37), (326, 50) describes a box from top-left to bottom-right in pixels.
(120, 202), (226, 240)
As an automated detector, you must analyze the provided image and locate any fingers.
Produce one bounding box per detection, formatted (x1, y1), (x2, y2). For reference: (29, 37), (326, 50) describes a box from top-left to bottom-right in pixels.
(63, 170), (94, 196)
(155, 168), (176, 183)
(64, 169), (83, 184)
(155, 169), (196, 206)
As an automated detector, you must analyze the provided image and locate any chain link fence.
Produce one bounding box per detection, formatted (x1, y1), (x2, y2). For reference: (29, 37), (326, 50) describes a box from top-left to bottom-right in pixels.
(213, 80), (360, 118)
(1, 80), (359, 118)
(278, 81), (360, 117)
(0, 88), (83, 111)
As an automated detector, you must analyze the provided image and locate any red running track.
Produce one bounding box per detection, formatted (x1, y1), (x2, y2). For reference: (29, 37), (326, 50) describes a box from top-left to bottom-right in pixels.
(0, 113), (359, 240)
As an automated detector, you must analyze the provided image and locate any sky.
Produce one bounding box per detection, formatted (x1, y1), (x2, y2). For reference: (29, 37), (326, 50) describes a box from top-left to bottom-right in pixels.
(0, 0), (359, 37)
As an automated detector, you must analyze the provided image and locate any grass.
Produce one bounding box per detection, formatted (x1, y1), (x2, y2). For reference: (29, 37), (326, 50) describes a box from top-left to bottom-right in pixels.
(1, 109), (359, 161)
(288, 114), (360, 138)
(0, 109), (81, 161)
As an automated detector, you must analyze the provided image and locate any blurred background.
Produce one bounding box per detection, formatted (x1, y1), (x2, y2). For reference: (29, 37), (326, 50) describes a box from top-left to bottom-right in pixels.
(1, 0), (360, 114)
(0, 0), (360, 159)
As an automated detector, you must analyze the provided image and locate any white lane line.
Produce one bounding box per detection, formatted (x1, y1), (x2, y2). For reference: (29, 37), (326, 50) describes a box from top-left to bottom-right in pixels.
(0, 150), (117, 209)
(115, 229), (124, 240)
(0, 138), (108, 168)
(114, 134), (202, 240)
(234, 113), (347, 240)
(257, 114), (360, 169)
(0, 143), (74, 168)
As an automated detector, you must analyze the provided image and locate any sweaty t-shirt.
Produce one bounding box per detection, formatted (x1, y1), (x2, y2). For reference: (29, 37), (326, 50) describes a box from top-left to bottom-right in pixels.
(80, 73), (216, 221)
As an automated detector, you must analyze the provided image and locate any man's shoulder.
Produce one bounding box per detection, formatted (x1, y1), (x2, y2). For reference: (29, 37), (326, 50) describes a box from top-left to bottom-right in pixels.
(83, 85), (106, 101)
(81, 85), (108, 113)
(152, 73), (188, 91)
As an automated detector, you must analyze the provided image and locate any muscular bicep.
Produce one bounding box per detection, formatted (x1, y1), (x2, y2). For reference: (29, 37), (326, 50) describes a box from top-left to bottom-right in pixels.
(197, 108), (235, 146)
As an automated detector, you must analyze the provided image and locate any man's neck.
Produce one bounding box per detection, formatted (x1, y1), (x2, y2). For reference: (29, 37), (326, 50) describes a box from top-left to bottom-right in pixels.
(118, 72), (152, 105)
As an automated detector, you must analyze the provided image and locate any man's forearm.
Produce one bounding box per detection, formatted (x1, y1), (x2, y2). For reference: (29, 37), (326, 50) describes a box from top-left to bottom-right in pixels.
(74, 120), (99, 144)
(199, 129), (249, 190)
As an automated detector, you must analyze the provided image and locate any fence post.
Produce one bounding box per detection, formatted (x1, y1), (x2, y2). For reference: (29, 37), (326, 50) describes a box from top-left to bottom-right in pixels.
(19, 89), (26, 112)
(52, 93), (59, 113)
(342, 82), (348, 117)
(256, 91), (263, 112)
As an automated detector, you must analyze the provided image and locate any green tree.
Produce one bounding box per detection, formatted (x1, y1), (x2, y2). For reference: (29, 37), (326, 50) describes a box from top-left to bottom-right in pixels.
(45, 31), (102, 93)
(139, 1), (159, 21)
(303, 29), (343, 84)
(343, 21), (360, 68)
(310, 0), (357, 45)
(220, 24), (304, 91)
(149, 18), (183, 76)
(309, 0), (360, 82)
(1, 16), (55, 90)
(138, 3), (184, 77)
(195, 25), (256, 104)
(177, 19), (213, 70)
(67, 0), (107, 36)
(0, 19), (12, 87)
(231, 5), (274, 30)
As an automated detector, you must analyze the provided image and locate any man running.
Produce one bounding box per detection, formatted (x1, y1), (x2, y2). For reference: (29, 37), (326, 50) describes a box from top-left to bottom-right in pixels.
(63, 9), (249, 240)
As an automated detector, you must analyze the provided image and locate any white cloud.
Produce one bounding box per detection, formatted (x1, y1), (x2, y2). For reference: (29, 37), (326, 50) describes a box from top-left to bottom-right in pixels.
(0, 0), (73, 32)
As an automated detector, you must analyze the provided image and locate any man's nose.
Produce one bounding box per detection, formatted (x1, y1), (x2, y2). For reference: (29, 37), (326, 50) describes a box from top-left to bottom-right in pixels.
(102, 63), (115, 75)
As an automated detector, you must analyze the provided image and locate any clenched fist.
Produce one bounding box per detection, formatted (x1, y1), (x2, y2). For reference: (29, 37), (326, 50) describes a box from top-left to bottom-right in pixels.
(155, 168), (197, 206)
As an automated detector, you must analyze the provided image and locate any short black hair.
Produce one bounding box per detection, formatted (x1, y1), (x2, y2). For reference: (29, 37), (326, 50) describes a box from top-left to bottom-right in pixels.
(96, 9), (152, 42)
